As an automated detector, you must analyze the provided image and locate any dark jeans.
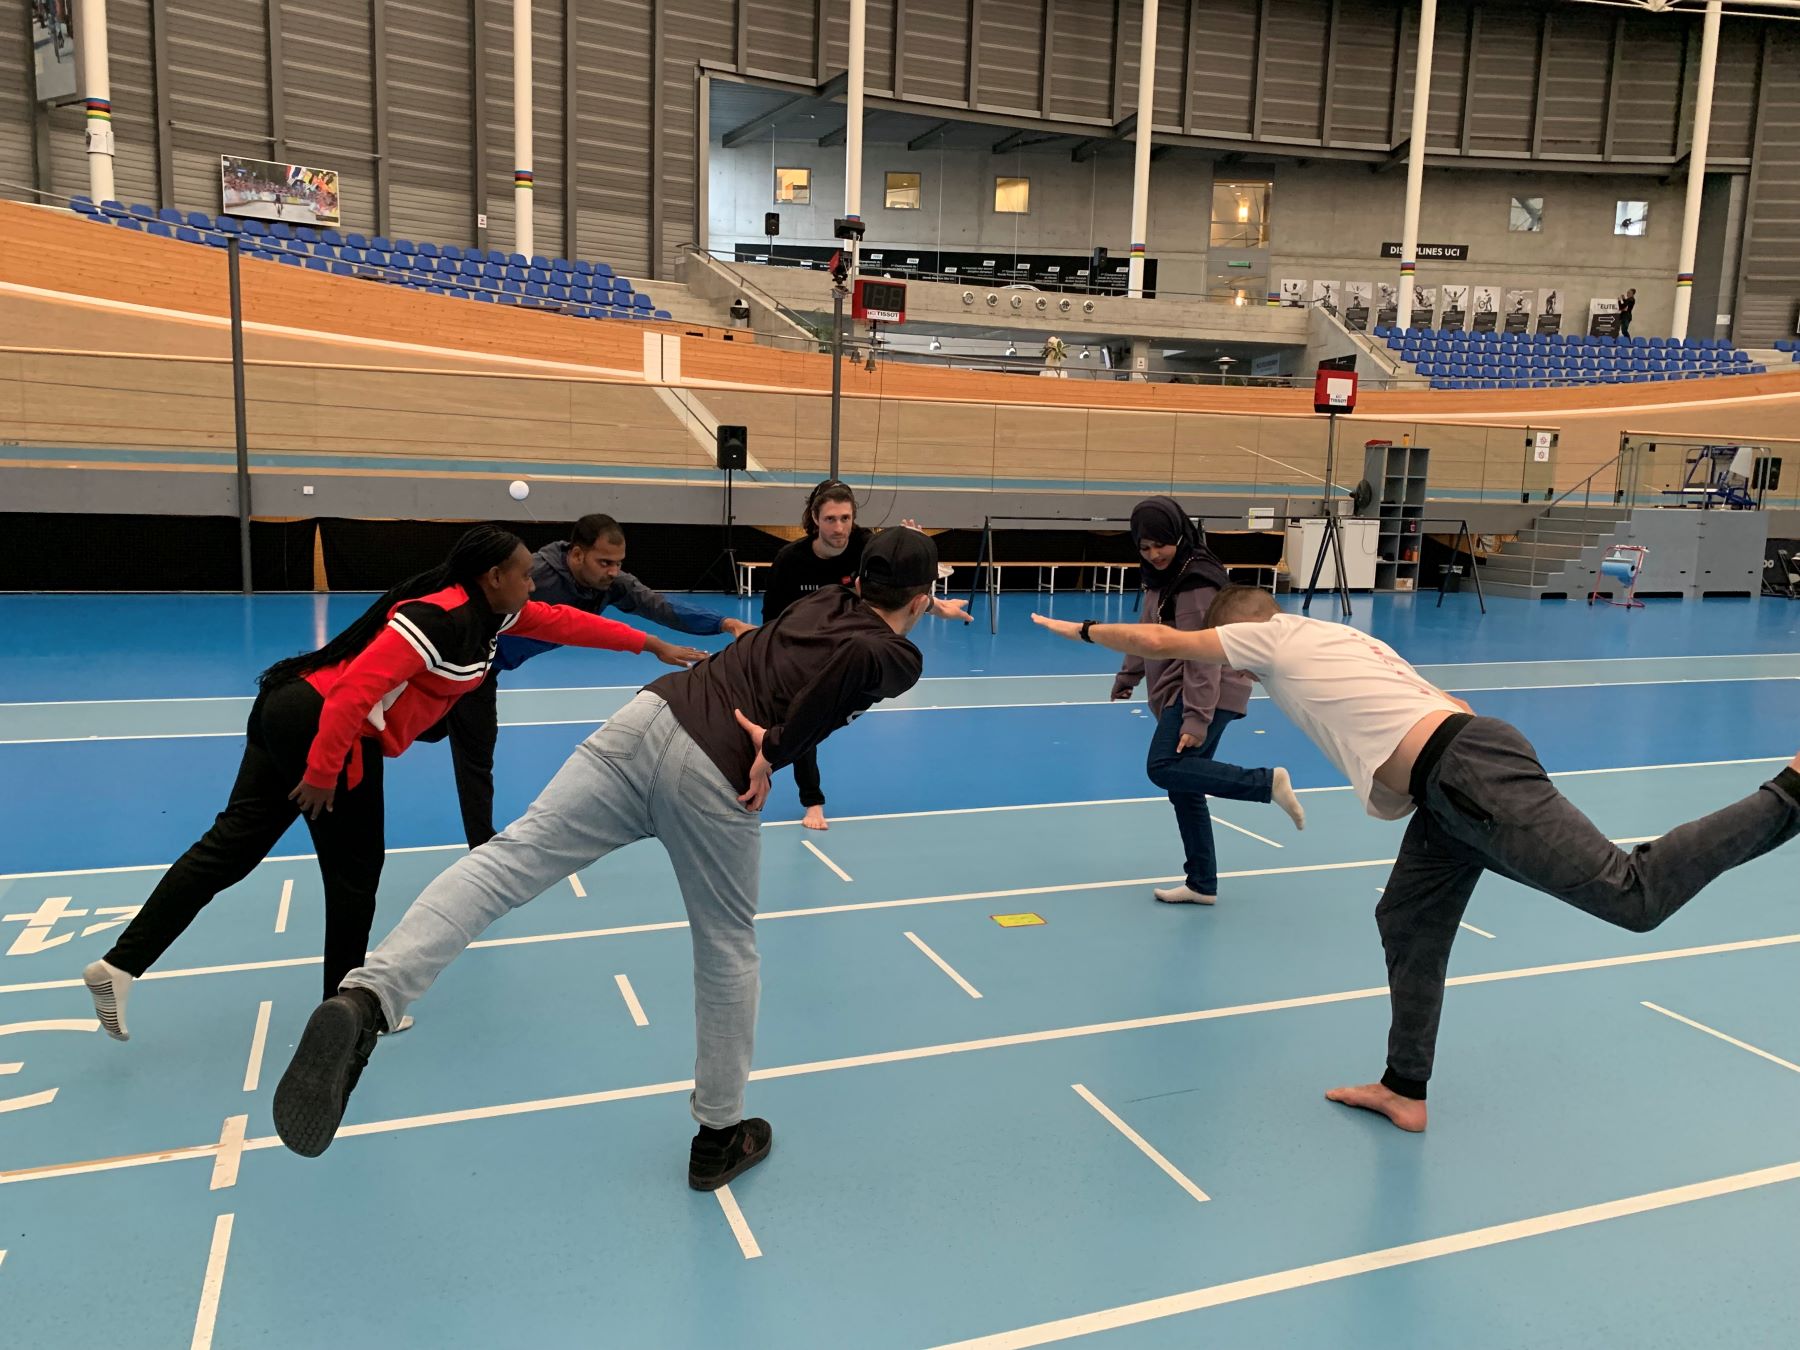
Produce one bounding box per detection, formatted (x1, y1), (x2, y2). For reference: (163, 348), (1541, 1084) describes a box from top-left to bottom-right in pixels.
(793, 747), (825, 810)
(105, 678), (387, 999)
(444, 669), (501, 848)
(1377, 717), (1800, 1098)
(1144, 698), (1275, 895)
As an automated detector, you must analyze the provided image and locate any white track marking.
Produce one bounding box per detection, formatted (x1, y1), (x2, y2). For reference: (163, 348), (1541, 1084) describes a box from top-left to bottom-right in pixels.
(614, 974), (649, 1027)
(1459, 922), (1496, 940)
(1, 758), (1785, 879)
(7, 928), (1800, 1188)
(1071, 1084), (1210, 1203)
(208, 1116), (247, 1191)
(1212, 816), (1284, 849)
(189, 1213), (235, 1350)
(904, 932), (983, 999)
(801, 839), (854, 882)
(1642, 1001), (1800, 1075)
(925, 1159), (1800, 1349)
(274, 879), (293, 934)
(241, 1001), (272, 1092)
(715, 1186), (763, 1259)
(568, 874), (587, 898)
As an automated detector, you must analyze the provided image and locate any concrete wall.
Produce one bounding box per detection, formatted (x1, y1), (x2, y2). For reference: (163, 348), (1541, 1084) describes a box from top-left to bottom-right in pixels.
(711, 142), (1214, 294)
(1266, 160), (1691, 337)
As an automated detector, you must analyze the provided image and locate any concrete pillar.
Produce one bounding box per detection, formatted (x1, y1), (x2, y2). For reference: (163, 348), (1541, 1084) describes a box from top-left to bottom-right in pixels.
(1671, 0), (1722, 340)
(1127, 0), (1158, 299)
(513, 0), (534, 256)
(77, 0), (115, 201)
(845, 0), (867, 271)
(1397, 0), (1438, 327)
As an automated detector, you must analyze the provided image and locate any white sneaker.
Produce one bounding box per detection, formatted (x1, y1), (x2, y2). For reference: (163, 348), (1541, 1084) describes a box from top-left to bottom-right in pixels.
(1153, 885), (1216, 905)
(83, 959), (134, 1041)
(1271, 767), (1306, 830)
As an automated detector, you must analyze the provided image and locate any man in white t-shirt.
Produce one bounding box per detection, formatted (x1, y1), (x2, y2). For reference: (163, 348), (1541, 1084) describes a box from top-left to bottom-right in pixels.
(1035, 586), (1800, 1133)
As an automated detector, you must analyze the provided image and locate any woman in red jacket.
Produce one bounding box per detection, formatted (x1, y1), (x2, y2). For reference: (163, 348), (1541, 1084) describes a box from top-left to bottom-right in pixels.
(83, 525), (700, 1040)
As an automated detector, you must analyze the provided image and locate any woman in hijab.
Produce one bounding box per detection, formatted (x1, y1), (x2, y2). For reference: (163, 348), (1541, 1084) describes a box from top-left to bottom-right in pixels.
(1111, 498), (1298, 904)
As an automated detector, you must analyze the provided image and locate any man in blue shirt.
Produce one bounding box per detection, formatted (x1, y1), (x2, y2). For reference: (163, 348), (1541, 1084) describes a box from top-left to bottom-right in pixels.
(444, 513), (748, 844)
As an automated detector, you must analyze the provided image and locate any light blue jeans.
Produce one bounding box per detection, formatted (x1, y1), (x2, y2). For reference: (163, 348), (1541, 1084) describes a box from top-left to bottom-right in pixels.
(344, 692), (763, 1127)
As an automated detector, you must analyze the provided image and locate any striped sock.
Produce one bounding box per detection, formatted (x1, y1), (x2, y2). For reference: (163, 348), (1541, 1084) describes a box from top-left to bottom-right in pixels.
(83, 959), (134, 1041)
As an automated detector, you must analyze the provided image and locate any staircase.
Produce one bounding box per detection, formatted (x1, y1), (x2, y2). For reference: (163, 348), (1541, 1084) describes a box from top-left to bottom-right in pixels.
(1479, 505), (1633, 599)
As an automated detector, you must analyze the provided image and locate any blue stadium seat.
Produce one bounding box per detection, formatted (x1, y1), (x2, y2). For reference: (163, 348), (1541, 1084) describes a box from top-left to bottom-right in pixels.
(632, 294), (654, 312)
(175, 226), (202, 244)
(393, 239), (416, 256)
(269, 222), (293, 240)
(146, 221), (173, 237)
(156, 207), (182, 224)
(297, 226), (320, 244)
(116, 217), (143, 230)
(371, 237), (393, 253)
(128, 203), (155, 219)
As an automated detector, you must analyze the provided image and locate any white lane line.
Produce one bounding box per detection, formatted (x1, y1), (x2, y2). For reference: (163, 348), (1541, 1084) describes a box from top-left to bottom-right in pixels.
(208, 1115), (248, 1191)
(274, 878), (293, 934)
(241, 1001), (272, 1093)
(614, 974), (649, 1027)
(715, 1185), (763, 1260)
(9, 927), (1800, 1188)
(189, 1213), (235, 1350)
(801, 838), (854, 882)
(3, 758), (1785, 878)
(925, 1158), (1800, 1349)
(568, 874), (587, 898)
(1459, 922), (1496, 940)
(1213, 816), (1283, 849)
(1642, 1001), (1800, 1075)
(904, 932), (983, 999)
(1071, 1084), (1210, 1204)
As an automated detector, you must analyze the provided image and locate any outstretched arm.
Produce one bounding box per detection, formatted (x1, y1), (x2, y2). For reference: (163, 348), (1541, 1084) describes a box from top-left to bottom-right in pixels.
(1032, 613), (1226, 664)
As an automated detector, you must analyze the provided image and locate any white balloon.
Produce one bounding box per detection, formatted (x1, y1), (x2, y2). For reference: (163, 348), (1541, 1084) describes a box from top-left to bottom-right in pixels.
(508, 480), (530, 501)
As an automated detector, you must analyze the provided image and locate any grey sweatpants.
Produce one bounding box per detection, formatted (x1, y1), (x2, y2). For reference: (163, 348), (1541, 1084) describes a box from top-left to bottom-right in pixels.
(344, 692), (763, 1127)
(1377, 717), (1800, 1095)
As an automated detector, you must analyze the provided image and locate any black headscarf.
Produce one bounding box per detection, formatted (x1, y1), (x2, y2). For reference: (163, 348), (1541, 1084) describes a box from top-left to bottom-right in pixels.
(1130, 497), (1228, 610)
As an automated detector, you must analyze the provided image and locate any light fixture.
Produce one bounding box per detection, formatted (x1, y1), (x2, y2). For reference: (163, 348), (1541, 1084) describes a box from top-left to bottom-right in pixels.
(1080, 346), (1091, 360)
(929, 337), (942, 351)
(1236, 200), (1250, 223)
(1005, 342), (1017, 356)
(1233, 290), (1247, 307)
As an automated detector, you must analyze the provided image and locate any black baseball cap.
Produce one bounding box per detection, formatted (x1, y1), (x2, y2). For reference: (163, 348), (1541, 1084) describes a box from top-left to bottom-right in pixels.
(859, 526), (939, 590)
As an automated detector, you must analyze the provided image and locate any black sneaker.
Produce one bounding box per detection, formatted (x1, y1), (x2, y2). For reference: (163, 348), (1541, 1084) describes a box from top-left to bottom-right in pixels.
(688, 1118), (773, 1191)
(272, 989), (382, 1158)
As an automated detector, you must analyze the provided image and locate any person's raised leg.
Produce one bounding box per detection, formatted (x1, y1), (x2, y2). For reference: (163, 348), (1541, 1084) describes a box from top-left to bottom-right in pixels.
(1144, 700), (1303, 833)
(1327, 809), (1483, 1133)
(654, 726), (770, 1189)
(1430, 724), (1800, 933)
(1147, 704), (1227, 904)
(273, 695), (668, 1157)
(87, 688), (305, 1040)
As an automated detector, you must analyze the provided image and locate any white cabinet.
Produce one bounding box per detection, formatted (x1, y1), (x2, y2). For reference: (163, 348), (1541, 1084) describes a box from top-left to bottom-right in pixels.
(1285, 516), (1379, 591)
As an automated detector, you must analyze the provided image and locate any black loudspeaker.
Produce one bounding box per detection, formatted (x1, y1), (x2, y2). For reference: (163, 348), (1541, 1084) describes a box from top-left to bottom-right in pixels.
(716, 425), (748, 470)
(764, 212), (780, 237)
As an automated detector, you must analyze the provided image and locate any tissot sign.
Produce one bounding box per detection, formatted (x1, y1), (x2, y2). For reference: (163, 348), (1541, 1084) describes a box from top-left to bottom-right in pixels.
(1381, 242), (1469, 261)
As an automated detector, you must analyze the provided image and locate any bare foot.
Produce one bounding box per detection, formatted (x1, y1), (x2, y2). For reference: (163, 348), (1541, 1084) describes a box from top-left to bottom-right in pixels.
(803, 805), (829, 831)
(1270, 767), (1305, 830)
(1325, 1081), (1428, 1132)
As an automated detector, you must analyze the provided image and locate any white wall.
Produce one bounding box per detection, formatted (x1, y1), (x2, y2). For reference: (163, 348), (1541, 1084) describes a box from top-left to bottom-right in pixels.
(1266, 161), (1688, 335)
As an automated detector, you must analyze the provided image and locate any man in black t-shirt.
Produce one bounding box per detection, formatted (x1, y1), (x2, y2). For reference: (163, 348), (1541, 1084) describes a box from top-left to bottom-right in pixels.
(1618, 288), (1636, 338)
(762, 479), (967, 830)
(275, 528), (945, 1193)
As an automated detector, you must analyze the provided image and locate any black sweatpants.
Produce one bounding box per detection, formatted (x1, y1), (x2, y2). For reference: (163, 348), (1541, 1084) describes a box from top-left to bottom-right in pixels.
(792, 746), (825, 810)
(104, 678), (387, 999)
(444, 669), (501, 848)
(1376, 717), (1800, 1099)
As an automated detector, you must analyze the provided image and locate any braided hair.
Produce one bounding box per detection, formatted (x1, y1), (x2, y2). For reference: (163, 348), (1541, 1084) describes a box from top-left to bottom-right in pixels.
(801, 478), (857, 538)
(257, 524), (524, 688)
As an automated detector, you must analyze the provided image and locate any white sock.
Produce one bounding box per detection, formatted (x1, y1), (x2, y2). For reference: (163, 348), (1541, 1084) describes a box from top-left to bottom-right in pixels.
(1153, 885), (1216, 905)
(1271, 767), (1306, 830)
(83, 959), (133, 1041)
(379, 1015), (415, 1036)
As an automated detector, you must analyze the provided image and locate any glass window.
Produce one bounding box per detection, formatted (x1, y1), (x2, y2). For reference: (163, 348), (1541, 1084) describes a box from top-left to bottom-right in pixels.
(994, 177), (1030, 214)
(774, 167), (810, 205)
(1210, 181), (1272, 249)
(1615, 200), (1648, 236)
(885, 171), (921, 210)
(1509, 196), (1544, 232)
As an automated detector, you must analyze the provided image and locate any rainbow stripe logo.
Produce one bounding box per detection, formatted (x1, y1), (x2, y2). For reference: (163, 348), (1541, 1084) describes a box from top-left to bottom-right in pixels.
(1675, 272), (1693, 287)
(85, 98), (112, 121)
(1129, 242), (1146, 257)
(1399, 260), (1416, 275)
(514, 170), (534, 189)
(1266, 291), (1280, 306)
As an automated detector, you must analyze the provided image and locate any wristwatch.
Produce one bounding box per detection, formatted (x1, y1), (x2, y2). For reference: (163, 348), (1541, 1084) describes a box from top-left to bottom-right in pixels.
(1079, 620), (1096, 643)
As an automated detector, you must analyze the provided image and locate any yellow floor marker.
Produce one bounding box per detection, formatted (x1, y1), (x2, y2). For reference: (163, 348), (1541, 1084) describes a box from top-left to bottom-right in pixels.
(991, 913), (1045, 928)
